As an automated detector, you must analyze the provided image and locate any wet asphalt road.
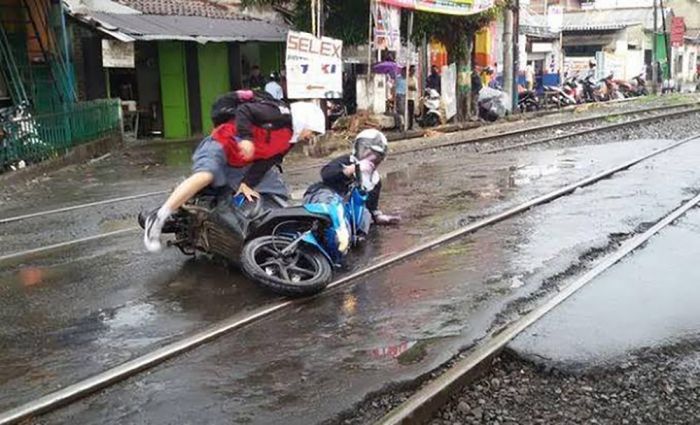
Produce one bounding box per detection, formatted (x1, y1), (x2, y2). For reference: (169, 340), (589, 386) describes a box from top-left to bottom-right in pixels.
(1, 111), (700, 423)
(0, 135), (695, 424)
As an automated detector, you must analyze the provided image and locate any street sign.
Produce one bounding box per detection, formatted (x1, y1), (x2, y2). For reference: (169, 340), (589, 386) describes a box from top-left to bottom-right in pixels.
(285, 31), (343, 99)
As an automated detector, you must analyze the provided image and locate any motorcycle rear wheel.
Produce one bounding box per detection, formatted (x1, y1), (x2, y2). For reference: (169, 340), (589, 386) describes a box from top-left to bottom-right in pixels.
(241, 235), (332, 297)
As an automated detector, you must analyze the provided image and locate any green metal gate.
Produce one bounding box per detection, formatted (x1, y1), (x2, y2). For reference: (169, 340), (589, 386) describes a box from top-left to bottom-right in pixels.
(158, 41), (190, 139)
(197, 42), (230, 134)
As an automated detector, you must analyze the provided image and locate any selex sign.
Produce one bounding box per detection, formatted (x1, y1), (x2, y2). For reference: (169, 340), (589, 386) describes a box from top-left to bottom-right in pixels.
(286, 31), (343, 99)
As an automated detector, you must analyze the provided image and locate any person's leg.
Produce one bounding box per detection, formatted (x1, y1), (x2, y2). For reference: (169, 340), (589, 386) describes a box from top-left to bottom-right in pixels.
(144, 171), (214, 252)
(408, 100), (415, 129)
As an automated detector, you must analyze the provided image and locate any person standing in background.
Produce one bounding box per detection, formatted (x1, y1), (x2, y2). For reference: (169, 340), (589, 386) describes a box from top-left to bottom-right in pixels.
(407, 66), (418, 130)
(426, 65), (441, 93)
(395, 68), (407, 118)
(264, 72), (284, 100)
(525, 64), (535, 91)
(247, 65), (266, 90)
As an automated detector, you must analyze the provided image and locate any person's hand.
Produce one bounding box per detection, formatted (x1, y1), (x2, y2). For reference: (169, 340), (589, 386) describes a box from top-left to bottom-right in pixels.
(358, 158), (375, 173)
(238, 139), (255, 161)
(373, 211), (401, 226)
(236, 182), (261, 202)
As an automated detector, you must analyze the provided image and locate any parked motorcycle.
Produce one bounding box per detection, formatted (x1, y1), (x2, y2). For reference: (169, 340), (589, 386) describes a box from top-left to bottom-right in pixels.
(138, 166), (369, 297)
(613, 77), (635, 98)
(0, 101), (46, 171)
(631, 73), (649, 96)
(417, 88), (442, 127)
(326, 99), (347, 128)
(543, 81), (577, 108)
(517, 85), (540, 112)
(601, 72), (625, 100)
(478, 86), (508, 121)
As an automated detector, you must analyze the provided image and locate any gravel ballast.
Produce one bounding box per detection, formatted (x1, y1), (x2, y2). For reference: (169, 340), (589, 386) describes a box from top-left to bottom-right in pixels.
(430, 341), (700, 425)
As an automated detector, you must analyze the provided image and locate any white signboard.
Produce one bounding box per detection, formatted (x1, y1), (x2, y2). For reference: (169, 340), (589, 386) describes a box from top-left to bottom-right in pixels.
(441, 63), (457, 121)
(547, 5), (564, 33)
(101, 39), (135, 68)
(286, 31), (343, 99)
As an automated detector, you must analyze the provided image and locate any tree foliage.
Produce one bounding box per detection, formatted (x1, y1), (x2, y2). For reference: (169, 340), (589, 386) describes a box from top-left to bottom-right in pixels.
(412, 4), (505, 62)
(242, 0), (507, 54)
(241, 0), (371, 45)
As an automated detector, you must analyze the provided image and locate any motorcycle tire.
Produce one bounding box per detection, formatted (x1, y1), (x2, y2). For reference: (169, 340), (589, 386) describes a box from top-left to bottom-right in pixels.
(423, 114), (440, 128)
(241, 235), (333, 297)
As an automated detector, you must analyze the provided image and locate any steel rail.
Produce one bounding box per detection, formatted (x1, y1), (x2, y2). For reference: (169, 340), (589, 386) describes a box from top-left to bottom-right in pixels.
(376, 191), (700, 425)
(0, 228), (137, 266)
(1, 102), (696, 225)
(391, 101), (699, 156)
(483, 106), (700, 154)
(2, 107), (697, 264)
(0, 134), (697, 425)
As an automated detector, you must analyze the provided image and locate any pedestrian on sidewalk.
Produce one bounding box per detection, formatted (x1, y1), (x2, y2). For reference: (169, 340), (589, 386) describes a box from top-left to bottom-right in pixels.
(395, 68), (407, 120)
(407, 66), (418, 130)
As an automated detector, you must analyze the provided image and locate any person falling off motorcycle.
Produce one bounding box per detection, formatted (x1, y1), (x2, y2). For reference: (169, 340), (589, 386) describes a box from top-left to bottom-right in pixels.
(304, 129), (401, 243)
(143, 94), (326, 252)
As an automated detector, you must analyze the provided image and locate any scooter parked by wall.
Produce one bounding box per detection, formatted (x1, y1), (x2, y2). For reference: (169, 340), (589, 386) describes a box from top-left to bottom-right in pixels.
(417, 88), (442, 128)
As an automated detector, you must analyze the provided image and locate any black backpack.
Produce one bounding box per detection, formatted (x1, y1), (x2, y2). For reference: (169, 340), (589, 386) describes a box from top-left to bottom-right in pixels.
(211, 90), (287, 127)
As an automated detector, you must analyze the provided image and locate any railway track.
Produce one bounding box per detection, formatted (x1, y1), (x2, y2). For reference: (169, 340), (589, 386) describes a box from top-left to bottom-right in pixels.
(1, 100), (697, 226)
(2, 101), (699, 265)
(376, 191), (700, 425)
(1, 133), (698, 425)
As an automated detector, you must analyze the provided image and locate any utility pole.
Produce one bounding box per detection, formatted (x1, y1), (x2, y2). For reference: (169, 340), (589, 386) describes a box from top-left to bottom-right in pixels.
(503, 6), (514, 112)
(652, 0), (658, 94)
(321, 0), (325, 37)
(512, 0), (520, 111)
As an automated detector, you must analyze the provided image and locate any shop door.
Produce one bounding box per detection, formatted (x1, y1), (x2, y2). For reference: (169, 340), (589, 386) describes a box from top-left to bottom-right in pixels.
(158, 42), (190, 139)
(198, 43), (230, 134)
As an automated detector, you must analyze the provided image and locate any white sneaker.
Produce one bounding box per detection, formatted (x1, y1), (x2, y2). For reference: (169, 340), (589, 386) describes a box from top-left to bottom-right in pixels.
(143, 211), (165, 252)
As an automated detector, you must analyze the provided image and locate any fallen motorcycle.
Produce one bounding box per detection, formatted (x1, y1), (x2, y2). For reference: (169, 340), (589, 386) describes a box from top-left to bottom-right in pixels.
(138, 166), (369, 297)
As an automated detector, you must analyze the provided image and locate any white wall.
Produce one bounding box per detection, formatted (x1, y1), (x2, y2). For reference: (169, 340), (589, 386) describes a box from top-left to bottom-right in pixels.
(592, 0), (654, 8)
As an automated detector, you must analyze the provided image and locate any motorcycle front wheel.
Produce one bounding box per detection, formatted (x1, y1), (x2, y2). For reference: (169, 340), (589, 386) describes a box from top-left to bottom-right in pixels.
(241, 236), (332, 297)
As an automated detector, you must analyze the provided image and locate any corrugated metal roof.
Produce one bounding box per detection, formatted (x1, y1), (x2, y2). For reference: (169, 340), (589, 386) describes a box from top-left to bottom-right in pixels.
(561, 7), (672, 32)
(73, 12), (288, 43)
(113, 0), (244, 20)
(63, 0), (141, 15)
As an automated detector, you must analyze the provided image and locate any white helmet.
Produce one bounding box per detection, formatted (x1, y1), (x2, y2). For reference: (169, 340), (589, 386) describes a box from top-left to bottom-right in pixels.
(290, 102), (326, 144)
(352, 129), (388, 163)
(589, 59), (597, 67)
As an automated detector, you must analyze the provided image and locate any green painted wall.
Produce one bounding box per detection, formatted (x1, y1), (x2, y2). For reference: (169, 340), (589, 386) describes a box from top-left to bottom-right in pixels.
(197, 43), (230, 134)
(158, 41), (190, 139)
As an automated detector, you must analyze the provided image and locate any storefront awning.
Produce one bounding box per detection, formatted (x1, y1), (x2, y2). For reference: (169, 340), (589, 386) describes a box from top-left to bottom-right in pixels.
(72, 12), (289, 43)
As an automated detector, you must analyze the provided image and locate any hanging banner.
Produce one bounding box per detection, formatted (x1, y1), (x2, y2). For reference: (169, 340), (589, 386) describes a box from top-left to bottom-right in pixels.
(286, 31), (343, 99)
(441, 63), (457, 120)
(377, 0), (493, 16)
(671, 17), (685, 47)
(373, 3), (401, 52)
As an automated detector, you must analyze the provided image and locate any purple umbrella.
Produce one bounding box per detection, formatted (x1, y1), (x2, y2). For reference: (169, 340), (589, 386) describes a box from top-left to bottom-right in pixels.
(372, 61), (404, 78)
